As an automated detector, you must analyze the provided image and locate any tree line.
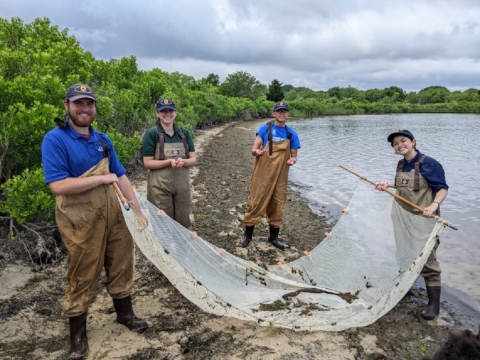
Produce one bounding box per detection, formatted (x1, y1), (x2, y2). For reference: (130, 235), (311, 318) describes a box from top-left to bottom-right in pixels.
(0, 17), (479, 224)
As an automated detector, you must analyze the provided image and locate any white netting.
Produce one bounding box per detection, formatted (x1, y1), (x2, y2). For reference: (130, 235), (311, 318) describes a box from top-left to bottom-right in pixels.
(121, 180), (445, 331)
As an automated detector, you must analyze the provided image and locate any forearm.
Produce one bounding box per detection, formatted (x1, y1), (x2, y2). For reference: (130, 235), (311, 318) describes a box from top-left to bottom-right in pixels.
(433, 189), (448, 205)
(48, 175), (113, 196)
(143, 157), (172, 170)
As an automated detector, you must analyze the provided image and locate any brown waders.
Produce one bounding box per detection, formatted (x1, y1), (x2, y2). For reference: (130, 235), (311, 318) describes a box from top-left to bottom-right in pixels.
(243, 139), (291, 249)
(395, 155), (441, 319)
(56, 158), (146, 357)
(147, 141), (191, 228)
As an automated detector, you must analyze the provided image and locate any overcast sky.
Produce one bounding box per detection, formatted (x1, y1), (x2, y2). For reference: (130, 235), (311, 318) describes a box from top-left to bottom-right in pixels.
(2, 0), (480, 92)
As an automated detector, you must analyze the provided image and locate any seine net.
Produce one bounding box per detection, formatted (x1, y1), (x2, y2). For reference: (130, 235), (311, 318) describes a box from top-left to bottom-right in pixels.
(121, 180), (445, 331)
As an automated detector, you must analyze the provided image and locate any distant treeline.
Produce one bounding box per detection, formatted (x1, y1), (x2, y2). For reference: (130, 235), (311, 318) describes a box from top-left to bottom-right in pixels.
(0, 17), (479, 223)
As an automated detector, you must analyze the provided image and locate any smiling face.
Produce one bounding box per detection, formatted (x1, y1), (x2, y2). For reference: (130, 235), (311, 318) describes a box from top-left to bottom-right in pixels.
(156, 108), (177, 126)
(64, 98), (96, 133)
(272, 109), (290, 126)
(392, 135), (417, 159)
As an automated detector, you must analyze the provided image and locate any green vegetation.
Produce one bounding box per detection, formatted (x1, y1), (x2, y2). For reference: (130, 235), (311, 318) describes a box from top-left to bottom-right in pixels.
(0, 16), (479, 223)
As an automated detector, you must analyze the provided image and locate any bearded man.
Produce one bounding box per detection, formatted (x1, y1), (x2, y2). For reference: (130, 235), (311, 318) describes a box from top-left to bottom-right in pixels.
(41, 84), (149, 359)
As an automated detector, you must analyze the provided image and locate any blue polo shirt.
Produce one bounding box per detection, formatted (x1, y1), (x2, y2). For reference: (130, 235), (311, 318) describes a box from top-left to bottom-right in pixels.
(41, 119), (126, 184)
(399, 150), (449, 193)
(256, 123), (301, 149)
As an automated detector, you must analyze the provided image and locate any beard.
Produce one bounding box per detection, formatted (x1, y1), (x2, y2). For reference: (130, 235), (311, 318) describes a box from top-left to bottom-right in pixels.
(67, 109), (96, 128)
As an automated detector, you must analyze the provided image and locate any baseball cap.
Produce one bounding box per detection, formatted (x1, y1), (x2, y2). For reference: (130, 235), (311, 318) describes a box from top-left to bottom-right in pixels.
(156, 98), (177, 111)
(387, 129), (415, 143)
(65, 84), (96, 101)
(273, 101), (290, 111)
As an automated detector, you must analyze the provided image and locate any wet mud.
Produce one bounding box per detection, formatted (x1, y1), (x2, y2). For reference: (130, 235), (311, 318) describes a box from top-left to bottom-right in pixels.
(0, 120), (473, 359)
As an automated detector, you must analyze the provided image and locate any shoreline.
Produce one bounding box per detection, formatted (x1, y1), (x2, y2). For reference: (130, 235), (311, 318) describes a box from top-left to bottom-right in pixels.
(0, 119), (466, 359)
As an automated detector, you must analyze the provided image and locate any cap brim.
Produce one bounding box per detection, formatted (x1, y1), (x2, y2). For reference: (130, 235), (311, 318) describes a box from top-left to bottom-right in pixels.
(68, 95), (96, 101)
(387, 133), (413, 142)
(274, 107), (289, 111)
(157, 106), (177, 111)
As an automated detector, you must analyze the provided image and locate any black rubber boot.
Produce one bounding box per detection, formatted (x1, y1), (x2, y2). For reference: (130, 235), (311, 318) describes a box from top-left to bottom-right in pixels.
(268, 225), (285, 250)
(113, 296), (148, 333)
(421, 286), (441, 320)
(241, 225), (254, 247)
(69, 312), (88, 359)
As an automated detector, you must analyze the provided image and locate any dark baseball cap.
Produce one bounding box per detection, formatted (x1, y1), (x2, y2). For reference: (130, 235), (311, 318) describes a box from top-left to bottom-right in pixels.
(156, 98), (177, 111)
(273, 101), (290, 111)
(387, 129), (415, 143)
(65, 84), (96, 101)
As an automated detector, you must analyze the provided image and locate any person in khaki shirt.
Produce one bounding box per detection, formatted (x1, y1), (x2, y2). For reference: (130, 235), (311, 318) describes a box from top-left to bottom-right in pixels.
(375, 129), (448, 320)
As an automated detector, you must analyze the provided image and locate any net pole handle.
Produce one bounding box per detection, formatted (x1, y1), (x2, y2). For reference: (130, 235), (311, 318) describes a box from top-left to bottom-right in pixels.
(112, 182), (130, 211)
(339, 165), (457, 230)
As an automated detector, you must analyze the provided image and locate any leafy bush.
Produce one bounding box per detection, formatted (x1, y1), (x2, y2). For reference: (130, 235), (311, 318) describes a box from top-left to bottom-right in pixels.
(0, 167), (55, 223)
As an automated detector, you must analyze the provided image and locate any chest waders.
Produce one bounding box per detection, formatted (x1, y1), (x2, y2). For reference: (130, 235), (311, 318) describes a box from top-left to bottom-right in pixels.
(147, 128), (191, 228)
(242, 132), (292, 249)
(394, 155), (442, 319)
(56, 156), (135, 317)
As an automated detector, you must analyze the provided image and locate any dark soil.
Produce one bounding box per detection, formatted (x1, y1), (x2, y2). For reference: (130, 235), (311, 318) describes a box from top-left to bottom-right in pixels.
(0, 120), (465, 359)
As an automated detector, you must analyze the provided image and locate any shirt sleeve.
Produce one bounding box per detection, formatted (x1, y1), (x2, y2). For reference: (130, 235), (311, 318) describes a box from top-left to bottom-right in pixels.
(182, 128), (195, 152)
(41, 133), (70, 184)
(420, 157), (449, 192)
(99, 135), (126, 178)
(142, 128), (157, 157)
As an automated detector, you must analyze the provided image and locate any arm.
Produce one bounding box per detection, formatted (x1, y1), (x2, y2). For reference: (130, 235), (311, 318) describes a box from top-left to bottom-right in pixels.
(251, 135), (265, 157)
(287, 149), (298, 166)
(117, 174), (148, 224)
(48, 173), (118, 196)
(143, 151), (197, 169)
(375, 181), (396, 191)
(423, 188), (448, 217)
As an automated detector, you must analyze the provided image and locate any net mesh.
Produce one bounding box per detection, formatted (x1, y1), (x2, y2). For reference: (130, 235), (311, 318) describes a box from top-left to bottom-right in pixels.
(121, 180), (445, 331)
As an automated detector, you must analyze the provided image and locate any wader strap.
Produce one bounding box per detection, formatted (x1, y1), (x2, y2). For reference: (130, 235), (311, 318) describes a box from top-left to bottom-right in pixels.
(267, 122), (273, 156)
(157, 126), (190, 160)
(157, 132), (165, 160)
(414, 154), (427, 191)
(177, 128), (190, 159)
(267, 122), (292, 156)
(97, 134), (110, 158)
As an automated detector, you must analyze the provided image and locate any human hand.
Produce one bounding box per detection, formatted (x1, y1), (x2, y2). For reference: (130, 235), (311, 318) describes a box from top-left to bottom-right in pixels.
(374, 182), (389, 191)
(254, 149), (266, 157)
(423, 202), (439, 218)
(104, 173), (119, 185)
(171, 158), (184, 168)
(287, 157), (297, 166)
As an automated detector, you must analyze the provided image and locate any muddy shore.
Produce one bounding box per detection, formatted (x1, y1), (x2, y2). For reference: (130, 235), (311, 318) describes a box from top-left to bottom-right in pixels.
(0, 119), (466, 359)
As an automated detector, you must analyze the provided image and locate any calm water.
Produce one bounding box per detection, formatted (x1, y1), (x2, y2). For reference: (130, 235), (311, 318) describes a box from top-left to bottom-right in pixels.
(285, 114), (480, 309)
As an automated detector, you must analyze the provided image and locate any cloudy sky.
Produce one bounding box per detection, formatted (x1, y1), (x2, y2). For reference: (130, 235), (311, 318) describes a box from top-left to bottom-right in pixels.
(2, 0), (480, 92)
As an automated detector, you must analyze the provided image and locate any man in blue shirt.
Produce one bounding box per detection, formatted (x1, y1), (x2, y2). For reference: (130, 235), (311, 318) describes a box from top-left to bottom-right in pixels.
(241, 101), (301, 250)
(42, 84), (148, 358)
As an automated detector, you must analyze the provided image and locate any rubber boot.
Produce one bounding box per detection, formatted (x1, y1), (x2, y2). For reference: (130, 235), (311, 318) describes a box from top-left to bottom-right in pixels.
(421, 286), (441, 320)
(241, 225), (254, 247)
(268, 225), (285, 250)
(113, 296), (148, 333)
(69, 312), (88, 359)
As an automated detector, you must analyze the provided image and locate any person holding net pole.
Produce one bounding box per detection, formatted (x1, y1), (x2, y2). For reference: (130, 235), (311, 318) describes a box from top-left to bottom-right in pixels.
(41, 84), (149, 359)
(374, 129), (449, 320)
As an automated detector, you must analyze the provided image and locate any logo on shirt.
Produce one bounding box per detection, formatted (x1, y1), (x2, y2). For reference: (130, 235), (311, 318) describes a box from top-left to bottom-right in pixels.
(98, 146), (103, 152)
